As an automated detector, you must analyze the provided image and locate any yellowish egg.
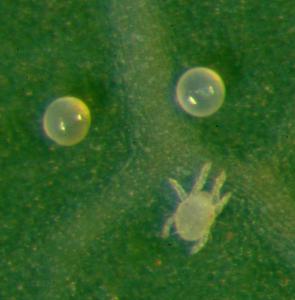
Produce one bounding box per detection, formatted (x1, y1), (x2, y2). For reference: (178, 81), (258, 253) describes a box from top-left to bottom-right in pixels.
(43, 96), (91, 146)
(176, 67), (225, 117)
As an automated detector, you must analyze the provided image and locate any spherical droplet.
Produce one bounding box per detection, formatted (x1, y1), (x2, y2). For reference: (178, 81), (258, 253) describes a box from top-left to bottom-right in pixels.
(43, 96), (91, 146)
(176, 67), (225, 117)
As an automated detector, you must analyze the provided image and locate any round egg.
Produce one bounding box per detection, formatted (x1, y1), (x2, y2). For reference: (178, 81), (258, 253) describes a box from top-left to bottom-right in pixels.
(43, 96), (91, 146)
(176, 67), (225, 117)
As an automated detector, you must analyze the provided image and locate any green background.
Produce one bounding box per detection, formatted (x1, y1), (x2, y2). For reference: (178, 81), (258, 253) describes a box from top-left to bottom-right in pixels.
(1, 1), (294, 299)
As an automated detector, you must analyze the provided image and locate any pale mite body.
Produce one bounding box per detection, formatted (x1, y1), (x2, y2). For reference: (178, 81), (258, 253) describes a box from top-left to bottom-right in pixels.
(162, 162), (232, 255)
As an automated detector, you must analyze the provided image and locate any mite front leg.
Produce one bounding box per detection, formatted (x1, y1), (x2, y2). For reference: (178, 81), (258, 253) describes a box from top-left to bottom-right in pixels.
(215, 192), (232, 215)
(212, 170), (227, 200)
(191, 162), (212, 195)
(168, 178), (187, 202)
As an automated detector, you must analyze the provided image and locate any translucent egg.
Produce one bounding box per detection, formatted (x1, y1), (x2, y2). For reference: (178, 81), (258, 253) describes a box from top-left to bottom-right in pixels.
(176, 67), (225, 117)
(43, 96), (91, 146)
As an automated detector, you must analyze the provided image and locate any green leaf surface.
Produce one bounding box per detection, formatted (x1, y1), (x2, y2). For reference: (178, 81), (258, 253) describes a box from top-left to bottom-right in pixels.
(1, 1), (294, 299)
